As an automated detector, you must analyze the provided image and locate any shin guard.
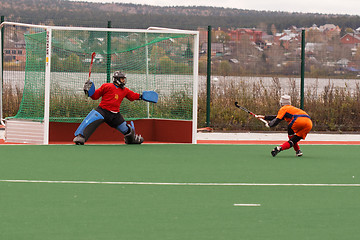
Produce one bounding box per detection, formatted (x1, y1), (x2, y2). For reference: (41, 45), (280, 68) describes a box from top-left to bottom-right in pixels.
(289, 135), (300, 151)
(74, 109), (104, 141)
(116, 121), (130, 135)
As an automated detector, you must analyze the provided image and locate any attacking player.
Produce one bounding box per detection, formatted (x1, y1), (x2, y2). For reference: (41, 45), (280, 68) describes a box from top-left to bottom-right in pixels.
(73, 71), (157, 145)
(256, 95), (313, 157)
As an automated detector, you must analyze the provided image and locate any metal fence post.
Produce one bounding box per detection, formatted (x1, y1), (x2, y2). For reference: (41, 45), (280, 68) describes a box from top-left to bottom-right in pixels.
(0, 16), (4, 124)
(107, 21), (112, 83)
(206, 26), (211, 127)
(300, 29), (305, 109)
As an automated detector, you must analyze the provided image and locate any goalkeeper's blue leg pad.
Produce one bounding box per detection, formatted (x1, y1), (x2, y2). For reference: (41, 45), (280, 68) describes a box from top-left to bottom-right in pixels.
(74, 109), (104, 142)
(116, 121), (130, 135)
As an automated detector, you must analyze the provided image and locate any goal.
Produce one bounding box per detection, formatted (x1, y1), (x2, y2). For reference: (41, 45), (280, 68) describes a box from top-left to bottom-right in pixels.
(0, 22), (199, 144)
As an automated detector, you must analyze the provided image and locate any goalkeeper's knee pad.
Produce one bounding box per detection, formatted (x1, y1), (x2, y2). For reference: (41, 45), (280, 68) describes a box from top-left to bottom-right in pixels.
(116, 121), (129, 135)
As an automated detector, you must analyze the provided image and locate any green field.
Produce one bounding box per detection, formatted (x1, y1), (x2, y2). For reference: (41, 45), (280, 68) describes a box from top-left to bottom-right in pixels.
(1, 144), (359, 240)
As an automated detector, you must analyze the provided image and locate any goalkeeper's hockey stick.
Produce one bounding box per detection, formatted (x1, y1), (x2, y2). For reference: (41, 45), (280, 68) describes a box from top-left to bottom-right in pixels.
(234, 102), (270, 128)
(88, 52), (96, 81)
(83, 52), (96, 97)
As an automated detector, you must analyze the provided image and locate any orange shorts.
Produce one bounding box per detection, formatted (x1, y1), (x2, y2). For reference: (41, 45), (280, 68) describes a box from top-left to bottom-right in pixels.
(291, 117), (313, 139)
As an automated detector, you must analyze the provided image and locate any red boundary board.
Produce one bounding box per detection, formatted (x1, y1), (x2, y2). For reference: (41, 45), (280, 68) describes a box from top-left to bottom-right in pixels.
(49, 119), (193, 144)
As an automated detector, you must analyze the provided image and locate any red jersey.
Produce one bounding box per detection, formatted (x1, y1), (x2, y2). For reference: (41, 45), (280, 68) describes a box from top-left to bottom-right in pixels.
(90, 83), (140, 112)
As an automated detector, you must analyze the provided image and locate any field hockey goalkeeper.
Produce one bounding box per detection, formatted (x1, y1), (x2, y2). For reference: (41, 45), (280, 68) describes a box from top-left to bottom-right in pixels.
(73, 71), (158, 145)
(256, 95), (313, 157)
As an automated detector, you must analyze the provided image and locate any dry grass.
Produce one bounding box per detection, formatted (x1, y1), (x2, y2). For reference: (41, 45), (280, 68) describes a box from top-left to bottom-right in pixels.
(198, 78), (360, 132)
(3, 79), (360, 132)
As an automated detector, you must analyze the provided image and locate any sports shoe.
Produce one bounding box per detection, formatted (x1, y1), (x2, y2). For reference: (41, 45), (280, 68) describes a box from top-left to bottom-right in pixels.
(296, 150), (303, 157)
(271, 146), (281, 157)
(73, 135), (85, 145)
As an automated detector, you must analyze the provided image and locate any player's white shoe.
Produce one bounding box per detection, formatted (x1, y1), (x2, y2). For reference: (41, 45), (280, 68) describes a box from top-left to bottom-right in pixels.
(296, 150), (303, 157)
(73, 135), (85, 145)
(271, 146), (281, 157)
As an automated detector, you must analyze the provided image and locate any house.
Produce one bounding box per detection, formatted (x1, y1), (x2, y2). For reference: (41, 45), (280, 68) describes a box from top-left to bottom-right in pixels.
(198, 27), (208, 45)
(305, 43), (324, 54)
(319, 24), (338, 31)
(84, 54), (104, 64)
(319, 24), (341, 39)
(340, 33), (360, 48)
(261, 32), (273, 46)
(201, 43), (224, 56)
(336, 58), (350, 68)
(274, 32), (300, 50)
(3, 39), (26, 62)
(228, 28), (263, 44)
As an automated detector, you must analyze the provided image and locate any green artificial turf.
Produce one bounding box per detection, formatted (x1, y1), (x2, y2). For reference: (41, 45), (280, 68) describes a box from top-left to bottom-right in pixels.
(1, 144), (359, 240)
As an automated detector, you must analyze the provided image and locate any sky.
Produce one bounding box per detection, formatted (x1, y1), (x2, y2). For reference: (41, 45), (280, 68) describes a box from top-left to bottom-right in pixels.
(69, 0), (360, 16)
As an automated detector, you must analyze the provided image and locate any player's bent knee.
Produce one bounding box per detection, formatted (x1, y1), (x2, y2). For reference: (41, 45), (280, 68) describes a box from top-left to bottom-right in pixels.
(74, 109), (104, 142)
(287, 140), (294, 148)
(124, 125), (144, 144)
(290, 135), (302, 144)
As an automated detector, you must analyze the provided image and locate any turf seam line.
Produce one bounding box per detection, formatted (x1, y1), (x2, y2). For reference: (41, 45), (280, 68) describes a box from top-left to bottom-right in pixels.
(0, 179), (359, 187)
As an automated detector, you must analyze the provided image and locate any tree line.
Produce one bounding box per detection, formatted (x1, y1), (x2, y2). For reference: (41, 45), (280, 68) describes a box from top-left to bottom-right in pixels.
(1, 0), (359, 34)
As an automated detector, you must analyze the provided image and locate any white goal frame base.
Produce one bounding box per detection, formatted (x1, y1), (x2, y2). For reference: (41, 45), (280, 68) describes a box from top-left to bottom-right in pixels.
(5, 119), (45, 144)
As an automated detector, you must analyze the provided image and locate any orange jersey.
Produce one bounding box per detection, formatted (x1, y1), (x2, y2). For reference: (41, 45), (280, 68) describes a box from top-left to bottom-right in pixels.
(277, 105), (312, 139)
(276, 105), (309, 123)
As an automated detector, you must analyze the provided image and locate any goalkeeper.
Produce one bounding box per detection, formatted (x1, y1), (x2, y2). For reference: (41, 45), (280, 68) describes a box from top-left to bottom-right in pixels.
(73, 71), (145, 145)
(256, 95), (312, 157)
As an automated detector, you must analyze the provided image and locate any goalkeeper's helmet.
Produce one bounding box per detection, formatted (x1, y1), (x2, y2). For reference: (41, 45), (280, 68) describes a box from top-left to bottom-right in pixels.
(113, 71), (127, 89)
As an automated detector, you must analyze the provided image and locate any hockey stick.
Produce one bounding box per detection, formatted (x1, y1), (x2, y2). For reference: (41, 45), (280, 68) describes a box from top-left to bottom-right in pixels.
(234, 102), (270, 128)
(88, 52), (96, 81)
(83, 52), (96, 97)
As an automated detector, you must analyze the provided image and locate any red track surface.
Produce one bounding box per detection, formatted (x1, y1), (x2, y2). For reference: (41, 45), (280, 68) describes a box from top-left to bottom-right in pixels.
(1, 139), (360, 145)
(197, 140), (360, 145)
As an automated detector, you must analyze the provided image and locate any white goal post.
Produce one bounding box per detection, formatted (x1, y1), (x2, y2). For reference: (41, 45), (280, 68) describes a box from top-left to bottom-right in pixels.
(0, 21), (199, 144)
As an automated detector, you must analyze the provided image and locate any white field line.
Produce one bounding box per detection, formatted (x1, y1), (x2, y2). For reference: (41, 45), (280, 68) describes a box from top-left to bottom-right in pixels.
(0, 179), (359, 187)
(234, 204), (261, 207)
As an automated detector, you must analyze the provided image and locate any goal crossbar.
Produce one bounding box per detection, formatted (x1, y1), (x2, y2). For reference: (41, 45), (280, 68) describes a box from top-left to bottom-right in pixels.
(0, 21), (199, 35)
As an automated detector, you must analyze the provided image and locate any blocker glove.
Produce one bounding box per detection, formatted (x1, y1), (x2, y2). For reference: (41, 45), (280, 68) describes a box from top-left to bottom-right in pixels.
(141, 91), (158, 103)
(84, 80), (95, 97)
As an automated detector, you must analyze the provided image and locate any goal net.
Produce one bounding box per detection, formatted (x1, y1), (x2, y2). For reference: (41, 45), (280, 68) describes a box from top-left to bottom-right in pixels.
(0, 22), (199, 144)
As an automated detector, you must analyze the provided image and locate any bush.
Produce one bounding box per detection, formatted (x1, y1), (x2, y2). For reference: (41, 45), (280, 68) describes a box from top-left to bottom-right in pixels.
(3, 78), (360, 132)
(197, 77), (360, 132)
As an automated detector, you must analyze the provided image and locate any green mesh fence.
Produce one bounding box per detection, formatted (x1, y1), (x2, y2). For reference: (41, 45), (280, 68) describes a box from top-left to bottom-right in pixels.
(10, 27), (195, 123)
